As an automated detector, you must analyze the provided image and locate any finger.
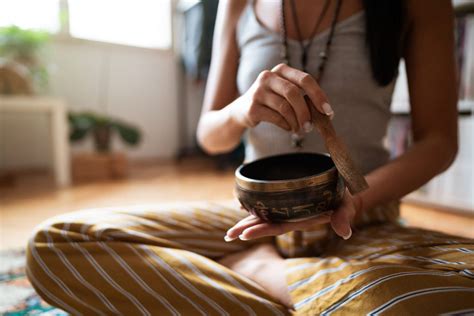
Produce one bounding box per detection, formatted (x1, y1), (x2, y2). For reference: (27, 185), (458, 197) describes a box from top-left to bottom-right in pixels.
(265, 73), (311, 130)
(239, 222), (284, 240)
(330, 210), (352, 240)
(241, 214), (331, 240)
(238, 214), (259, 224)
(331, 193), (355, 240)
(272, 63), (334, 119)
(231, 214), (259, 228)
(225, 215), (264, 240)
(251, 103), (291, 131)
(259, 91), (299, 132)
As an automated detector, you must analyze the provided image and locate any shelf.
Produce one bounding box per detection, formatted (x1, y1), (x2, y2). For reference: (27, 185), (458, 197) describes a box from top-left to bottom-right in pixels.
(391, 100), (474, 116)
(454, 1), (474, 16)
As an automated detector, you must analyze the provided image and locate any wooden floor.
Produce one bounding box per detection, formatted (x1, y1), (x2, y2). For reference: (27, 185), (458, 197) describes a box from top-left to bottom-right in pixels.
(1, 157), (473, 250)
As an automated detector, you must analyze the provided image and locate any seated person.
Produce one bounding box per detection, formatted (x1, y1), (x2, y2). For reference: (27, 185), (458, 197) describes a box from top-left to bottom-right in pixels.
(26, 0), (474, 314)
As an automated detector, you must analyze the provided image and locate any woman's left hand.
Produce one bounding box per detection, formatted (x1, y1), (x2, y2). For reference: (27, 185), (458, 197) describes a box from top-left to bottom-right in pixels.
(225, 190), (361, 241)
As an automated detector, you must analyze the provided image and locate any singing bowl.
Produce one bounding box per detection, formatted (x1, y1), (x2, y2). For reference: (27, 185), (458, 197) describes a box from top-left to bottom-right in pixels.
(235, 153), (345, 223)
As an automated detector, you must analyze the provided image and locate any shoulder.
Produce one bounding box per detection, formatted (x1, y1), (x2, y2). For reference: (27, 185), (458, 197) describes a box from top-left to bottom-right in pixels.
(216, 0), (248, 30)
(405, 0), (453, 26)
(402, 0), (454, 55)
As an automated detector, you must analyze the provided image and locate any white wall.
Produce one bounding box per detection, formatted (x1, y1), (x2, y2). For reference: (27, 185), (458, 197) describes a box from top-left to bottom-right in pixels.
(0, 38), (180, 169)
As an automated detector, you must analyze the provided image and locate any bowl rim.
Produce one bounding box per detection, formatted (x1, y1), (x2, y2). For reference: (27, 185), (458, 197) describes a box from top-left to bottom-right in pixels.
(235, 153), (338, 193)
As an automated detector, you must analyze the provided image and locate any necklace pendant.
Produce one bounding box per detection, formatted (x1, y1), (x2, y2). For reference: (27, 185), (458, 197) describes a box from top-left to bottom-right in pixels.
(291, 133), (304, 148)
(319, 51), (328, 60)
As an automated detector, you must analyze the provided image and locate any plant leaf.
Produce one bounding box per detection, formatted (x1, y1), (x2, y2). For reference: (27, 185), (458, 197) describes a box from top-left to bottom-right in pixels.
(69, 128), (89, 141)
(68, 112), (95, 142)
(113, 122), (141, 145)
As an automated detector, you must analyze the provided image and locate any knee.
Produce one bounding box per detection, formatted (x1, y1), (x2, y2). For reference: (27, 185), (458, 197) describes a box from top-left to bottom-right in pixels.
(26, 216), (65, 274)
(27, 213), (74, 249)
(25, 213), (83, 281)
(25, 219), (60, 299)
(25, 218), (87, 315)
(25, 208), (115, 275)
(25, 213), (91, 295)
(25, 235), (48, 292)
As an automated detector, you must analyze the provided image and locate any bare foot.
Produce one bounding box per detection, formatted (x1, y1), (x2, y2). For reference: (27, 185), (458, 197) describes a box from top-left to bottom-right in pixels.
(218, 243), (293, 309)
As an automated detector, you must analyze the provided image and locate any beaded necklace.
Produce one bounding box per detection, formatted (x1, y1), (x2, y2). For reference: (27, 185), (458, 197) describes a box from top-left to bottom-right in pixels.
(280, 0), (343, 147)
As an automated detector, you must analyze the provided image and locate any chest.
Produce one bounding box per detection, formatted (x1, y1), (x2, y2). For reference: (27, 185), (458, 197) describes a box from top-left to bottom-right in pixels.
(236, 11), (384, 101)
(254, 0), (364, 41)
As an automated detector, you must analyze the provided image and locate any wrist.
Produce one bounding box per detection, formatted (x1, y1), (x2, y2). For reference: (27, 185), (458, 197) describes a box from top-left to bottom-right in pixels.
(227, 95), (256, 130)
(226, 103), (245, 129)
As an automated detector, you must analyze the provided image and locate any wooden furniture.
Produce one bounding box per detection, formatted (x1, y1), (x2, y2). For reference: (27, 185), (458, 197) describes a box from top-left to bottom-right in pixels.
(0, 96), (71, 187)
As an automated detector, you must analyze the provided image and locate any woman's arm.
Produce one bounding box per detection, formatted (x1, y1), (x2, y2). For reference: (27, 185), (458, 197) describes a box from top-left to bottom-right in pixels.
(358, 0), (458, 213)
(196, 1), (246, 154)
(197, 2), (332, 155)
(225, 0), (458, 241)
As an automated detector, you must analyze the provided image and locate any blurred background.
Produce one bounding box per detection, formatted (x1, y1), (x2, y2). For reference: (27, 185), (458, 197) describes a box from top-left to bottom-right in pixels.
(0, 0), (473, 312)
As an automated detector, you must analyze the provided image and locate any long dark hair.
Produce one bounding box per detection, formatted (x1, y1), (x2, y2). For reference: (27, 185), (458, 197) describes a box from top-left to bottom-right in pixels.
(363, 0), (407, 86)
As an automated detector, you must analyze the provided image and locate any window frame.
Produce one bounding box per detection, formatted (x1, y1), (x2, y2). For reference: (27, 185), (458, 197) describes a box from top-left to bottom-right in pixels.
(0, 0), (174, 52)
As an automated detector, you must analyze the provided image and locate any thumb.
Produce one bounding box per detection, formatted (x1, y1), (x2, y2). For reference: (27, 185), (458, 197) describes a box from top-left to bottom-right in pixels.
(330, 207), (352, 240)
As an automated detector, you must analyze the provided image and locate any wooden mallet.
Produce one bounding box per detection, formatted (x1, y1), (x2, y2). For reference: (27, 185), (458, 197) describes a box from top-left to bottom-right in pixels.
(305, 96), (369, 194)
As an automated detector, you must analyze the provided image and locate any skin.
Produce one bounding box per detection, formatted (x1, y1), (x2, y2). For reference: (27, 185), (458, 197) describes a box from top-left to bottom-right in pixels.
(197, 0), (458, 308)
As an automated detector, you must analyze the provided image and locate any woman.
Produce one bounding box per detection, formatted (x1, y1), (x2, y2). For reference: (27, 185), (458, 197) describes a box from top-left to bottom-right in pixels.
(27, 0), (474, 315)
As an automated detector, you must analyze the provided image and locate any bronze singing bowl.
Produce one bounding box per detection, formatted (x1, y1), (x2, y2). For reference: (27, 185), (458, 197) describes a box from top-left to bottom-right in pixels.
(235, 153), (345, 222)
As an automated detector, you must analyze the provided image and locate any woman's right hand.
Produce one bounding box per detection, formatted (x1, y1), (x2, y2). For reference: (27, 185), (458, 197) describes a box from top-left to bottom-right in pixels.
(229, 63), (335, 133)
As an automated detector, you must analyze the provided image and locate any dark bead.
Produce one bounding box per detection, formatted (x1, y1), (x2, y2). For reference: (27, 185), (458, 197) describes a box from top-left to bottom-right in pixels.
(302, 51), (308, 68)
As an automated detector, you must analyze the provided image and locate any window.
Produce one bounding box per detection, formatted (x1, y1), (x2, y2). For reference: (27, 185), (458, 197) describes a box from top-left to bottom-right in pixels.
(0, 0), (60, 32)
(0, 0), (172, 49)
(68, 0), (171, 49)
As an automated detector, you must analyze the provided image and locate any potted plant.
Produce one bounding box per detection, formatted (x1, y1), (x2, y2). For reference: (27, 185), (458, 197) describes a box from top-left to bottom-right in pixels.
(68, 112), (141, 152)
(0, 26), (50, 93)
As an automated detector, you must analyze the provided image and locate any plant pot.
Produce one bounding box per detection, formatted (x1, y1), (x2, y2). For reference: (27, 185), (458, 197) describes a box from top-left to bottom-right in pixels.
(93, 125), (112, 152)
(72, 152), (128, 182)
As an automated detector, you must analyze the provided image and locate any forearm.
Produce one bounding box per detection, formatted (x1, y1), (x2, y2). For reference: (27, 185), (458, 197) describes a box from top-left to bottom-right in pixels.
(197, 101), (247, 155)
(357, 135), (458, 213)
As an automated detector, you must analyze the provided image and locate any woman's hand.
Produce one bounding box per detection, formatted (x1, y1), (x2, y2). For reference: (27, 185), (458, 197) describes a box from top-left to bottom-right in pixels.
(225, 190), (361, 241)
(198, 62), (335, 154)
(229, 63), (334, 133)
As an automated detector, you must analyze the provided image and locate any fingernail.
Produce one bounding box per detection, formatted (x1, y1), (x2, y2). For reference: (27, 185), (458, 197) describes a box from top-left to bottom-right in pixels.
(238, 234), (249, 241)
(224, 235), (236, 242)
(342, 227), (352, 240)
(303, 121), (313, 133)
(322, 102), (334, 118)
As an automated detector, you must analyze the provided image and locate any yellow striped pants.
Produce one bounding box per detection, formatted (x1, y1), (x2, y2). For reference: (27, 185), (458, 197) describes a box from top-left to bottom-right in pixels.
(26, 202), (474, 315)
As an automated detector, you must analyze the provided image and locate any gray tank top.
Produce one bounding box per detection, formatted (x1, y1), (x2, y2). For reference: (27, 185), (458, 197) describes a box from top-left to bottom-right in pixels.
(236, 3), (397, 175)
